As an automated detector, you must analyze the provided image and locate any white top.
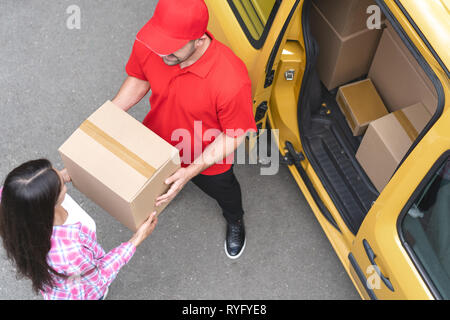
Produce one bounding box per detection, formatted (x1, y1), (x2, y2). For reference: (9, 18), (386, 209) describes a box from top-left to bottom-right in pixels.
(62, 193), (96, 233)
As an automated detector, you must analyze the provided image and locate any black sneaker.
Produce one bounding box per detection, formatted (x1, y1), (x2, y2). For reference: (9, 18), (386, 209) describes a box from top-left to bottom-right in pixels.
(224, 219), (246, 259)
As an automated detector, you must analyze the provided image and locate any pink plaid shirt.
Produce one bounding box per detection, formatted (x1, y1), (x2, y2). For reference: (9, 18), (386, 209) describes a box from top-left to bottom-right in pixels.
(41, 222), (136, 300)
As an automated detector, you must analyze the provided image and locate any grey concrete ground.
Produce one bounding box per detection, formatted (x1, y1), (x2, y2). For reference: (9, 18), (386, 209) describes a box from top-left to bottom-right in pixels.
(0, 0), (359, 300)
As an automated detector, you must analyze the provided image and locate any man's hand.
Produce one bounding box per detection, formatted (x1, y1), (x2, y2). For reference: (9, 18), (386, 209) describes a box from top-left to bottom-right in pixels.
(155, 167), (193, 207)
(154, 132), (248, 207)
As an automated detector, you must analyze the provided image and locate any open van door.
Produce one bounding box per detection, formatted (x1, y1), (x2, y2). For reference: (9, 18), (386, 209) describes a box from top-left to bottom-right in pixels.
(206, 0), (303, 136)
(349, 144), (450, 300)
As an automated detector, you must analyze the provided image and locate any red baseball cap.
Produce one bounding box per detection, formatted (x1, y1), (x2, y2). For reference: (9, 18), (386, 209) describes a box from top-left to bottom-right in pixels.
(136, 0), (209, 56)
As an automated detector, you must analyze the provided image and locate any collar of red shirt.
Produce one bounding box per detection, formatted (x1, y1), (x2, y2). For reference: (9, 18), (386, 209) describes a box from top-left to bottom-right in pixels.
(174, 30), (218, 79)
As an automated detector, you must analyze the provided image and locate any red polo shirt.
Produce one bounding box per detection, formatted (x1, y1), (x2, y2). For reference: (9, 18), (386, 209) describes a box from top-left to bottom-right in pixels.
(125, 31), (257, 175)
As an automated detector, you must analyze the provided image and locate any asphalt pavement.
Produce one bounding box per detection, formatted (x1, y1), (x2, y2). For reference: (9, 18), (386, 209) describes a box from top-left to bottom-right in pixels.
(0, 0), (359, 300)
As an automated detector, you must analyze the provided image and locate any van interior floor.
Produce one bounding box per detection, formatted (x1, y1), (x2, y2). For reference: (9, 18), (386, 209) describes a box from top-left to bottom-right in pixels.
(302, 83), (380, 234)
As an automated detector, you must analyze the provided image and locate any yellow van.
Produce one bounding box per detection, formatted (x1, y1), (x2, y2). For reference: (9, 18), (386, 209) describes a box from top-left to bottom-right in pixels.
(205, 0), (450, 300)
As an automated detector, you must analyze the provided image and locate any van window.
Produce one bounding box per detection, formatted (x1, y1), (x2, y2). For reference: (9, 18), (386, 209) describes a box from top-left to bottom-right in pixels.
(401, 157), (450, 299)
(228, 0), (280, 48)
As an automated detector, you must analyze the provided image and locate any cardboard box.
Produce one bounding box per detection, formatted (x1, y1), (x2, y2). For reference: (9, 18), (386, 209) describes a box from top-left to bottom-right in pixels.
(336, 79), (388, 136)
(310, 3), (383, 90)
(59, 101), (181, 231)
(368, 25), (438, 114)
(313, 0), (379, 37)
(384, 22), (437, 99)
(356, 102), (431, 192)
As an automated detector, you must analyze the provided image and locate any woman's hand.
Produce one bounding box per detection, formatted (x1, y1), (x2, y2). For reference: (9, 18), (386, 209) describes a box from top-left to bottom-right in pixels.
(129, 212), (158, 248)
(59, 168), (72, 184)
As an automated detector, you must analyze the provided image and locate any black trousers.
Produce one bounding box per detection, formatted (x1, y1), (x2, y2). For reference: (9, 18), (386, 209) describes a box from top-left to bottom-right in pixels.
(190, 165), (244, 224)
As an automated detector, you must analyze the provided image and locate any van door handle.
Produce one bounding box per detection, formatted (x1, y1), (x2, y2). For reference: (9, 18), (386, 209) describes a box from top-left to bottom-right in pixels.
(363, 239), (395, 292)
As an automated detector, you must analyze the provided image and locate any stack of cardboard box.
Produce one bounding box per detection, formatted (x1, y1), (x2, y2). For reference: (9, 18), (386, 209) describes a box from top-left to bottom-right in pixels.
(331, 21), (438, 192)
(352, 22), (437, 192)
(356, 102), (430, 192)
(310, 0), (383, 90)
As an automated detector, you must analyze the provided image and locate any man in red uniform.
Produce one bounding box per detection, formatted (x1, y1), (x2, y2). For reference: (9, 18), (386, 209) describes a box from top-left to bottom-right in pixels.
(112, 0), (257, 259)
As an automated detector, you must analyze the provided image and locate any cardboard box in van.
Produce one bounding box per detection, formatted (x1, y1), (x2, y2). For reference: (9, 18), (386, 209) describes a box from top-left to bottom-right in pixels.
(383, 22), (437, 101)
(336, 79), (388, 136)
(356, 102), (431, 192)
(58, 101), (181, 231)
(368, 25), (438, 114)
(313, 0), (379, 37)
(310, 3), (383, 90)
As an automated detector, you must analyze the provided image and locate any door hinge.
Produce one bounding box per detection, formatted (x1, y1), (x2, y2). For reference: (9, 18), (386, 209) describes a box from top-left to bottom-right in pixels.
(282, 141), (305, 166)
(255, 101), (268, 122)
(264, 69), (275, 88)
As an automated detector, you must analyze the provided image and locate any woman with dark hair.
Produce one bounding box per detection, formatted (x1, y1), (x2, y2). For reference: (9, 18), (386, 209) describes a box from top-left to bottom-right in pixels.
(0, 159), (157, 300)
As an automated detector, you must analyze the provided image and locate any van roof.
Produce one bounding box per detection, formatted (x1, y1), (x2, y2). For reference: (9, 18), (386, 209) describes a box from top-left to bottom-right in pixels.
(398, 0), (450, 75)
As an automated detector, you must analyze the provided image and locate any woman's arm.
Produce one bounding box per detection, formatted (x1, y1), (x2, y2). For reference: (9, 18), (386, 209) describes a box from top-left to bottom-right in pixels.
(74, 213), (158, 289)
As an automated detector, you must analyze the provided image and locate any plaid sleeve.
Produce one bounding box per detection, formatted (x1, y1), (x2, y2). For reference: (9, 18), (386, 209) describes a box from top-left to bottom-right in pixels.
(79, 225), (105, 260)
(77, 226), (136, 288)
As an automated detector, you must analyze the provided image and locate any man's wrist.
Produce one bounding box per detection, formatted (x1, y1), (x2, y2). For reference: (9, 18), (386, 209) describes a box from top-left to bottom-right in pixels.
(111, 97), (131, 112)
(186, 162), (209, 179)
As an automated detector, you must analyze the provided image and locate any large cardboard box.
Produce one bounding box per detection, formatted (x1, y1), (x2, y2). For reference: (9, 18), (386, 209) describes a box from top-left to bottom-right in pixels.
(59, 101), (181, 231)
(356, 102), (431, 192)
(313, 0), (379, 37)
(336, 79), (388, 136)
(368, 25), (438, 114)
(384, 22), (437, 99)
(310, 3), (383, 90)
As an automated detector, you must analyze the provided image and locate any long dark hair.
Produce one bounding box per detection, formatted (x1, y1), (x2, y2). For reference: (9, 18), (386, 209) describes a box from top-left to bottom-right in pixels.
(0, 159), (65, 293)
